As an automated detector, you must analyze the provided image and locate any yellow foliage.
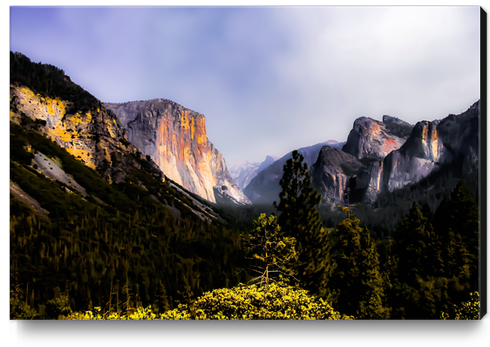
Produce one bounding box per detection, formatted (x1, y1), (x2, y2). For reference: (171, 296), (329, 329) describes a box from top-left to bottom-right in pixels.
(61, 283), (354, 320)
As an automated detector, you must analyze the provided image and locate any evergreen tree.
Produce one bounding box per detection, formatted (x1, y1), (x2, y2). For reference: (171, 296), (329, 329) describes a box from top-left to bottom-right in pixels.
(392, 202), (449, 318)
(393, 202), (443, 280)
(432, 180), (479, 301)
(329, 213), (390, 319)
(273, 150), (333, 297)
(243, 213), (296, 285)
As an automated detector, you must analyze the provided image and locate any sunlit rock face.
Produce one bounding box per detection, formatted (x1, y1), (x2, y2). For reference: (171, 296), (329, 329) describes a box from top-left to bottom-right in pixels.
(342, 115), (413, 161)
(10, 83), (153, 184)
(310, 101), (479, 206)
(105, 99), (250, 205)
(380, 120), (444, 192)
(360, 101), (480, 201)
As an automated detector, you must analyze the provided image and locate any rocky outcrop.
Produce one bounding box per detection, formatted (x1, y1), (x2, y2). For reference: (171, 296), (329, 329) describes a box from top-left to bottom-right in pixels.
(10, 83), (160, 184)
(105, 100), (250, 205)
(311, 146), (365, 207)
(378, 100), (479, 195)
(306, 102), (479, 207)
(342, 115), (413, 161)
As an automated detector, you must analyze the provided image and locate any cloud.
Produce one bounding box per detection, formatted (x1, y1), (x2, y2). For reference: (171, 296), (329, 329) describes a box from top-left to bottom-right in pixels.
(9, 6), (480, 163)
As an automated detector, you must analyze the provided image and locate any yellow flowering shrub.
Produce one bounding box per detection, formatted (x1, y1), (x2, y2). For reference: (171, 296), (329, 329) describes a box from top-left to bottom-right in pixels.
(440, 292), (480, 320)
(161, 283), (353, 320)
(63, 284), (353, 320)
(64, 306), (160, 320)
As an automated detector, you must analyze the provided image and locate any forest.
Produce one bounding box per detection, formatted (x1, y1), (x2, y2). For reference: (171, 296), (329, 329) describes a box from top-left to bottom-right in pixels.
(10, 142), (481, 319)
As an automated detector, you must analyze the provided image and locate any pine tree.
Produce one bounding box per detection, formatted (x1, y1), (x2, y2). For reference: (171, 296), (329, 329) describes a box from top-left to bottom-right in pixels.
(329, 214), (390, 319)
(243, 213), (296, 285)
(432, 180), (479, 300)
(273, 150), (333, 297)
(393, 202), (443, 280)
(392, 202), (447, 318)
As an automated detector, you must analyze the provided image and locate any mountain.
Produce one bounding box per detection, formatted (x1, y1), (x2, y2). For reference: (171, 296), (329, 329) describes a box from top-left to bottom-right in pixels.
(228, 155), (278, 190)
(104, 100), (250, 206)
(9, 52), (246, 315)
(243, 141), (345, 204)
(311, 102), (480, 208)
(311, 146), (365, 207)
(375, 101), (479, 198)
(342, 115), (413, 162)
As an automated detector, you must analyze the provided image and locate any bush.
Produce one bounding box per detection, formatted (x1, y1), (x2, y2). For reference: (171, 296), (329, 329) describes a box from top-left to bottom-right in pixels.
(440, 292), (480, 320)
(161, 283), (354, 320)
(44, 295), (72, 319)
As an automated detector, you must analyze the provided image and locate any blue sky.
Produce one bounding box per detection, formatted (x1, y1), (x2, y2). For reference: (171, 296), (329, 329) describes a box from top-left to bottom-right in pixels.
(9, 5), (481, 163)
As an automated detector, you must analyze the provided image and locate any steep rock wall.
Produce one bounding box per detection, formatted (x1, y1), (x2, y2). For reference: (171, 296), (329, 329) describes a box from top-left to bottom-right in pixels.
(342, 115), (413, 161)
(105, 100), (250, 205)
(311, 146), (365, 208)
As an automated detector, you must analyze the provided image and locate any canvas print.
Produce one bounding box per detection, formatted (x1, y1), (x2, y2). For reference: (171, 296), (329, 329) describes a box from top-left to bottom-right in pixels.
(9, 6), (485, 320)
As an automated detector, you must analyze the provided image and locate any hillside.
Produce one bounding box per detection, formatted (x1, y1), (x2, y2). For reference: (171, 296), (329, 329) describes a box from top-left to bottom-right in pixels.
(9, 52), (248, 316)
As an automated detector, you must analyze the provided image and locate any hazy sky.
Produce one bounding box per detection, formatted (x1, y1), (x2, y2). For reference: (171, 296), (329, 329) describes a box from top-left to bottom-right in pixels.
(10, 5), (480, 163)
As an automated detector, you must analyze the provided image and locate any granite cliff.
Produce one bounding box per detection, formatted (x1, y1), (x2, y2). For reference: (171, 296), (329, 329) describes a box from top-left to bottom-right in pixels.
(9, 52), (225, 222)
(342, 115), (413, 161)
(376, 100), (479, 196)
(312, 102), (480, 207)
(311, 146), (365, 207)
(105, 100), (250, 205)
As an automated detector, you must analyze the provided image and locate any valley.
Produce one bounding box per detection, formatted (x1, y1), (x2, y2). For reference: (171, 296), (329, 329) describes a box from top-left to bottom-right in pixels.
(9, 51), (482, 320)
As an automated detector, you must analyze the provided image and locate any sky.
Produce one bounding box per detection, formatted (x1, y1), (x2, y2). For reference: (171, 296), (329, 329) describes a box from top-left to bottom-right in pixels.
(9, 5), (481, 163)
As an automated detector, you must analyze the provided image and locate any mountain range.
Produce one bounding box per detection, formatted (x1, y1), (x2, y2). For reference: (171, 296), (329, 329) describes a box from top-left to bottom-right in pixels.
(241, 104), (479, 212)
(10, 51), (480, 219)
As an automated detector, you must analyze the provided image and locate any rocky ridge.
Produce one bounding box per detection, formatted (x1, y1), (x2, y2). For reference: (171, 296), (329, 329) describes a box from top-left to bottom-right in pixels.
(312, 102), (480, 207)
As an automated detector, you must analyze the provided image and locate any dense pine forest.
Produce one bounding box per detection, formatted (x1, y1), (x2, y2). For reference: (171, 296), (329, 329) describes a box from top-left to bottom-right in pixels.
(10, 52), (482, 320)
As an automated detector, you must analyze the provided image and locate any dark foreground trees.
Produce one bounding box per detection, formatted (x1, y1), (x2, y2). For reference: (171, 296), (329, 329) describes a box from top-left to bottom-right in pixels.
(328, 212), (391, 319)
(273, 150), (333, 298)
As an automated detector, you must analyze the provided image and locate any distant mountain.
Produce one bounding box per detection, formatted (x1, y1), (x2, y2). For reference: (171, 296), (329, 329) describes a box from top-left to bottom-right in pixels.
(243, 141), (345, 204)
(104, 100), (250, 205)
(229, 155), (278, 190)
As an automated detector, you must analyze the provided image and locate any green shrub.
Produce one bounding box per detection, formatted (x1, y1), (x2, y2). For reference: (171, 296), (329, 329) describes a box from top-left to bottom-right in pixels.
(44, 295), (72, 319)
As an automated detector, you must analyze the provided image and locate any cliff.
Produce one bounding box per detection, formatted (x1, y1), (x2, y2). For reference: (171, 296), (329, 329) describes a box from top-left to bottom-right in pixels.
(311, 146), (365, 207)
(342, 115), (413, 161)
(378, 100), (480, 195)
(105, 100), (250, 205)
(9, 52), (223, 222)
